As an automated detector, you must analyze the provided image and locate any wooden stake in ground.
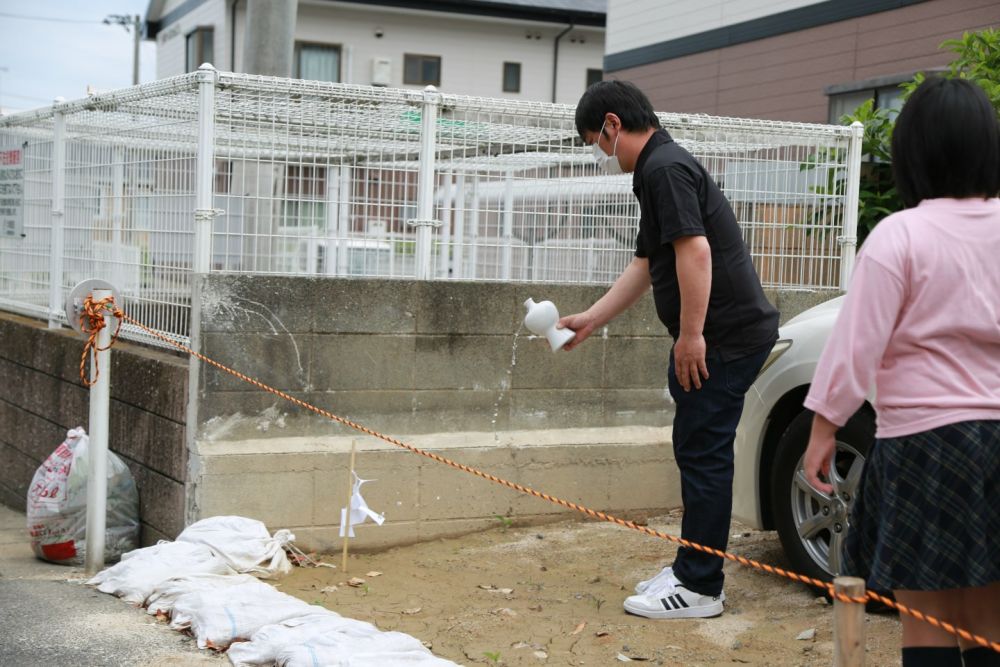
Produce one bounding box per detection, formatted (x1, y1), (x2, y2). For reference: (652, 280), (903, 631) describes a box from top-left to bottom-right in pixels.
(341, 440), (357, 573)
(833, 575), (866, 667)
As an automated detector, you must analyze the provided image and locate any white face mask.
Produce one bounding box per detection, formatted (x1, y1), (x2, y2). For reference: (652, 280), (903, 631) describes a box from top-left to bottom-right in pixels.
(592, 120), (623, 175)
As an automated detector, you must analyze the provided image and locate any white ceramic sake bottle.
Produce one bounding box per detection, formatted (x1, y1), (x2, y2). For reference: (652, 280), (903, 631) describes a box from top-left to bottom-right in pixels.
(523, 298), (575, 352)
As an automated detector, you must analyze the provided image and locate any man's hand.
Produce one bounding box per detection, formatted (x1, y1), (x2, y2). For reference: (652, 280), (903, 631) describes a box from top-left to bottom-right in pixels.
(556, 311), (597, 351)
(674, 332), (708, 391)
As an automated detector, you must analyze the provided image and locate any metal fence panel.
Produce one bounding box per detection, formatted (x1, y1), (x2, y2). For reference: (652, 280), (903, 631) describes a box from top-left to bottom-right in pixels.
(0, 69), (859, 348)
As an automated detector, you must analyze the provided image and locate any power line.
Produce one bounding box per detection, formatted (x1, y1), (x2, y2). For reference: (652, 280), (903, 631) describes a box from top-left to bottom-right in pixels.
(0, 11), (102, 25)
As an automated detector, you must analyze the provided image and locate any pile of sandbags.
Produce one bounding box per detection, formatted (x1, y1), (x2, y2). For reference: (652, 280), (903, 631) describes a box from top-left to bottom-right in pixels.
(88, 515), (457, 666)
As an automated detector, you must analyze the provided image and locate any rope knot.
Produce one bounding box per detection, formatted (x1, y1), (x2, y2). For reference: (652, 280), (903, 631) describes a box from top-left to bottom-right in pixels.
(79, 295), (124, 387)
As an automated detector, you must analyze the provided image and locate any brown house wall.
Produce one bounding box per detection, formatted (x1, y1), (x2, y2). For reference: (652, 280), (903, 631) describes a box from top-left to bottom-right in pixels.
(609, 0), (1000, 123)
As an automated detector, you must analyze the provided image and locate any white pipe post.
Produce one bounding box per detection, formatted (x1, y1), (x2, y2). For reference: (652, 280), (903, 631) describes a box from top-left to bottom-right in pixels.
(452, 175), (465, 279)
(438, 177), (454, 278)
(48, 103), (66, 329)
(840, 121), (864, 290)
(336, 165), (351, 276)
(111, 146), (125, 291)
(194, 64), (218, 275)
(501, 171), (514, 280)
(84, 288), (113, 575)
(469, 179), (480, 280)
(412, 85), (441, 280)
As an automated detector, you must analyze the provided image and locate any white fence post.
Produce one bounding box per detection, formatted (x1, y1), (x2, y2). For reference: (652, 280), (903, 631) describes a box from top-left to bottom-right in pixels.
(840, 120), (864, 290)
(194, 64), (218, 274)
(84, 288), (113, 575)
(452, 175), (466, 278)
(410, 85), (442, 280)
(111, 147), (125, 292)
(48, 102), (66, 329)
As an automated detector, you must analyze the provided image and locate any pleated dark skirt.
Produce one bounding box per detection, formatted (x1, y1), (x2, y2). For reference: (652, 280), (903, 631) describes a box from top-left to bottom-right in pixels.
(841, 420), (1000, 591)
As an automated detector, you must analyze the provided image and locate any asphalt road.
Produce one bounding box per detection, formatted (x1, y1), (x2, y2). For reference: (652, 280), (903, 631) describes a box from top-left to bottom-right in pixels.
(0, 504), (225, 666)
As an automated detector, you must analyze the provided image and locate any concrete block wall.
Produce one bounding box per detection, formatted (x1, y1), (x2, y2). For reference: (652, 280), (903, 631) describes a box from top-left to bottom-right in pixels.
(0, 312), (189, 543)
(194, 276), (678, 441)
(188, 276), (839, 550)
(0, 277), (838, 550)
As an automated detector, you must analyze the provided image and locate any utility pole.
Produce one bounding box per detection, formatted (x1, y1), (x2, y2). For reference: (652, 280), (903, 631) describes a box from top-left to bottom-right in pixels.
(104, 14), (141, 85)
(242, 0), (298, 77)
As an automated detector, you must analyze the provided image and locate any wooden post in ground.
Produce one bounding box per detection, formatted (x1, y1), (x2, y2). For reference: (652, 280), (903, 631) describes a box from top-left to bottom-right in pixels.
(834, 576), (867, 666)
(340, 440), (357, 573)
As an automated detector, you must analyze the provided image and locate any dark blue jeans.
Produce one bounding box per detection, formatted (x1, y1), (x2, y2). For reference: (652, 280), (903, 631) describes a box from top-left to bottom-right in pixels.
(668, 347), (770, 597)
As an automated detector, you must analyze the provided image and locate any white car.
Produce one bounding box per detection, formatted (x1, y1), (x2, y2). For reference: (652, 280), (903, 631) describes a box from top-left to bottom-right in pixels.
(733, 296), (876, 582)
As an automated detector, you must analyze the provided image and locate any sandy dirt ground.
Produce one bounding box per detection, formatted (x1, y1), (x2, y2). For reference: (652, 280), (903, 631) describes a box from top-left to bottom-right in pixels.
(279, 511), (902, 666)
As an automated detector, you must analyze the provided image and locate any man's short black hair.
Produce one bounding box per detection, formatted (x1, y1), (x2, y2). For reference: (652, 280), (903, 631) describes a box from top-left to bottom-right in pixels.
(892, 77), (1000, 208)
(575, 80), (661, 140)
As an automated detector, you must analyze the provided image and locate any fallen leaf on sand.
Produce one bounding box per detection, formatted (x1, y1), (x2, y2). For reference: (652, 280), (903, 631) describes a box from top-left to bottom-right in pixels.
(366, 571), (382, 577)
(571, 621), (586, 635)
(320, 586), (338, 593)
(402, 607), (422, 615)
(347, 577), (366, 587)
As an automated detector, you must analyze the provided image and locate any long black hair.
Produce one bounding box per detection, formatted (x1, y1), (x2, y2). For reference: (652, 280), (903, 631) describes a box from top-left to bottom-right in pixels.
(891, 77), (1000, 208)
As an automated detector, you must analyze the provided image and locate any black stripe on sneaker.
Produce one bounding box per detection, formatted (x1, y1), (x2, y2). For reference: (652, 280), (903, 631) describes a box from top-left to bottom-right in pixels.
(675, 595), (689, 608)
(660, 597), (674, 610)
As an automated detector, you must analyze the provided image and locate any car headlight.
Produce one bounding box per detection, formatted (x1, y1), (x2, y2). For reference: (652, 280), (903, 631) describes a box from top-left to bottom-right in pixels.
(755, 339), (792, 380)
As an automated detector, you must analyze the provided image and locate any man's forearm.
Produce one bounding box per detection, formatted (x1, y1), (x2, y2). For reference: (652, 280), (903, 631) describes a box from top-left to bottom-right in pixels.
(674, 236), (711, 336)
(588, 257), (651, 327)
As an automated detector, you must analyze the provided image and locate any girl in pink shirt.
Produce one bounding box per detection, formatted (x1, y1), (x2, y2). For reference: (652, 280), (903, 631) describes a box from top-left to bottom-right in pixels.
(804, 78), (1000, 667)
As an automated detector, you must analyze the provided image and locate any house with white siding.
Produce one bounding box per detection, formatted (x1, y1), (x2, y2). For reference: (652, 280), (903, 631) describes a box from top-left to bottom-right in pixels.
(145, 0), (606, 103)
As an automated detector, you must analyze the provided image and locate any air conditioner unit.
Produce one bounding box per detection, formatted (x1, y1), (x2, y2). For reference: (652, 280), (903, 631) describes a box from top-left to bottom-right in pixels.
(371, 57), (391, 86)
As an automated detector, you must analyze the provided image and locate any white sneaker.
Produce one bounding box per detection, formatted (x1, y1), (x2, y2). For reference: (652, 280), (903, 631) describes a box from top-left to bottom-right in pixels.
(634, 566), (674, 594)
(634, 567), (726, 603)
(624, 581), (725, 619)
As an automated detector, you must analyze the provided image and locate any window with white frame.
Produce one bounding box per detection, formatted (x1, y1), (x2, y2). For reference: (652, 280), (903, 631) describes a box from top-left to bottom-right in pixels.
(185, 27), (214, 73)
(294, 42), (341, 82)
(404, 54), (441, 86)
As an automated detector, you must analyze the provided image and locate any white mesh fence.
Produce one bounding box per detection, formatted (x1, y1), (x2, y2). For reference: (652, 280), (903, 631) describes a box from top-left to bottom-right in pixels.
(0, 68), (860, 347)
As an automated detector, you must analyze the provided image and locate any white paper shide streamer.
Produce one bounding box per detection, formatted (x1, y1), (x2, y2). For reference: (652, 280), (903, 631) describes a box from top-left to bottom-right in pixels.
(339, 472), (385, 537)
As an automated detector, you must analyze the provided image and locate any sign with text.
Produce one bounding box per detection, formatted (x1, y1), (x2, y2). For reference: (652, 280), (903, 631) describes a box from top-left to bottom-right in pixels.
(0, 147), (25, 238)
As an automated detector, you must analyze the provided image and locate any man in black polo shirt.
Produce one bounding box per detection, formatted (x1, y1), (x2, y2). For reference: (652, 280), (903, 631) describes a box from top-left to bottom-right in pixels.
(559, 80), (779, 619)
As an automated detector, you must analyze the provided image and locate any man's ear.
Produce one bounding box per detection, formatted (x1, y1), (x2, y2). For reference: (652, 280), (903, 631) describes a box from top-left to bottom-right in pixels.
(604, 112), (622, 133)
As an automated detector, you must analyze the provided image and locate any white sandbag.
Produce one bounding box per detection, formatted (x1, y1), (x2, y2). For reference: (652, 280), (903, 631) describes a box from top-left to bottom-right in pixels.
(146, 572), (259, 616)
(227, 612), (459, 667)
(169, 578), (325, 650)
(275, 632), (459, 667)
(87, 540), (234, 605)
(177, 515), (294, 578)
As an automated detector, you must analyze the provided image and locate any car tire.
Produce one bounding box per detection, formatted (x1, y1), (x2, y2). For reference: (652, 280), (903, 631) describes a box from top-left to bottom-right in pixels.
(770, 408), (874, 585)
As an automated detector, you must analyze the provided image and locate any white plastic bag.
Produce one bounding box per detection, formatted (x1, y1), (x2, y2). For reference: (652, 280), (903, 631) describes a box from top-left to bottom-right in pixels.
(177, 515), (294, 578)
(169, 578), (325, 650)
(26, 427), (139, 565)
(87, 540), (235, 604)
